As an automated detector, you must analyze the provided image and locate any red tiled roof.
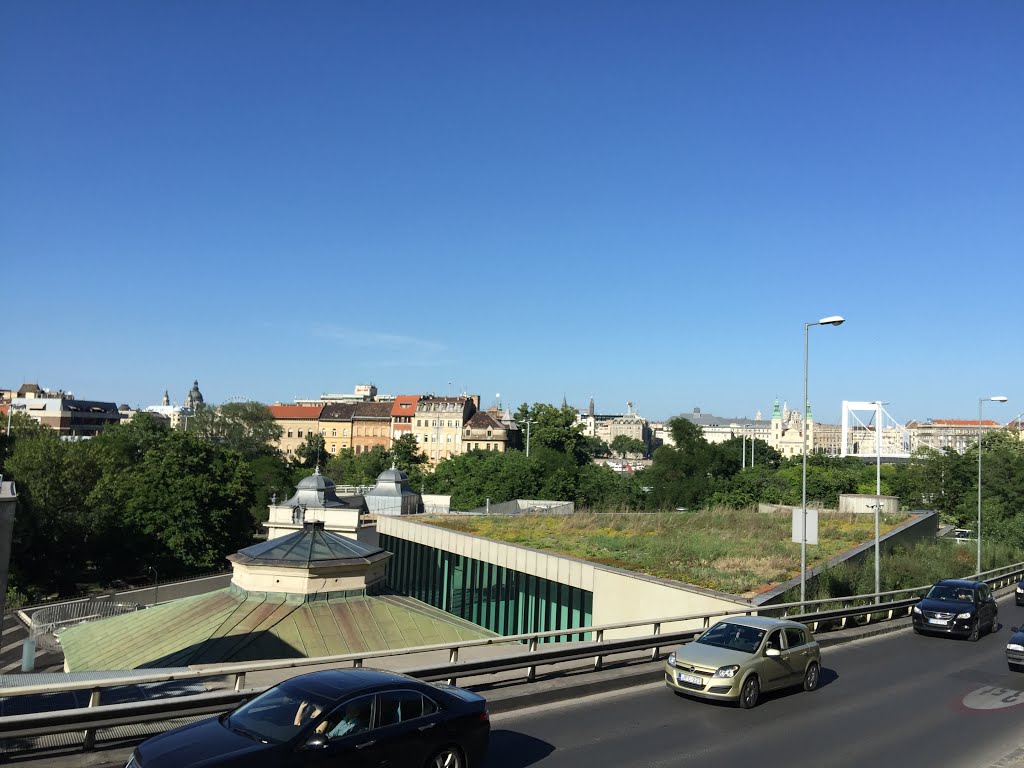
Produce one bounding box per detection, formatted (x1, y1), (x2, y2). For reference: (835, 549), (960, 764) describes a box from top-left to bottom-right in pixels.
(267, 405), (323, 419)
(391, 395), (419, 416)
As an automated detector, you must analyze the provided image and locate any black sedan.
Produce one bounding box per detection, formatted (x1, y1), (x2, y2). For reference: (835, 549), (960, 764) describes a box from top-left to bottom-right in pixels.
(125, 668), (490, 768)
(1016, 580), (1024, 606)
(1007, 627), (1024, 671)
(911, 578), (998, 641)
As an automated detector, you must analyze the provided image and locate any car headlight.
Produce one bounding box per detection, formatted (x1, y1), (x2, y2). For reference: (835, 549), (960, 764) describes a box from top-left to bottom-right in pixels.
(667, 651), (676, 666)
(125, 754), (141, 768)
(913, 606), (922, 615)
(1017, 587), (1024, 594)
(956, 612), (973, 620)
(713, 665), (740, 678)
(1007, 644), (1024, 652)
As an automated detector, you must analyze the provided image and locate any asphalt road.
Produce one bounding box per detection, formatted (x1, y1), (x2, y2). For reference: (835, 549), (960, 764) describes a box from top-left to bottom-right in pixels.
(487, 593), (1024, 768)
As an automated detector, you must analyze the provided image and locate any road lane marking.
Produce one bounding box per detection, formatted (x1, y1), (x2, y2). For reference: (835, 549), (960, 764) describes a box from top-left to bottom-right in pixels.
(963, 685), (1024, 710)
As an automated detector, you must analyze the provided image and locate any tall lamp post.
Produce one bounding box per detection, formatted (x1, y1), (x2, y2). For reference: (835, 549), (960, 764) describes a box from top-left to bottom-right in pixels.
(801, 315), (845, 606)
(977, 395), (1008, 575)
(147, 565), (159, 607)
(869, 401), (888, 602)
(523, 418), (536, 458)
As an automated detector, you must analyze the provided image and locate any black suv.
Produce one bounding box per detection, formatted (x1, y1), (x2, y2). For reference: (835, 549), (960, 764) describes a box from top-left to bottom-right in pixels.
(912, 579), (997, 641)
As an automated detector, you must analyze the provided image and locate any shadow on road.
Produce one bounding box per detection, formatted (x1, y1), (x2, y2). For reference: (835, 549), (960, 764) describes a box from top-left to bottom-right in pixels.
(487, 730), (555, 767)
(818, 666), (840, 689)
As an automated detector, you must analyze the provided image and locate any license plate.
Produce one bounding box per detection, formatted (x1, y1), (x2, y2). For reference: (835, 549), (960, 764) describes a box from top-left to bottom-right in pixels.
(928, 618), (949, 626)
(677, 672), (703, 686)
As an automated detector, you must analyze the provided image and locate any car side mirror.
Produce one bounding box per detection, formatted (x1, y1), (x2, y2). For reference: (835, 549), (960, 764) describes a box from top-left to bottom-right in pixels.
(765, 648), (781, 657)
(302, 735), (329, 751)
(1013, 627), (1020, 633)
(692, 632), (702, 642)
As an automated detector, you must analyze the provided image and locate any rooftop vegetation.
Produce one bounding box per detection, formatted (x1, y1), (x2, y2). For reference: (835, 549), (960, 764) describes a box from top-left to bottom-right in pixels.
(422, 508), (910, 596)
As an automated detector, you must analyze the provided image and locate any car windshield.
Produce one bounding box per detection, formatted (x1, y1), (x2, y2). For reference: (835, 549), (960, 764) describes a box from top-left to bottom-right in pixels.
(926, 584), (975, 603)
(226, 684), (332, 745)
(696, 621), (766, 653)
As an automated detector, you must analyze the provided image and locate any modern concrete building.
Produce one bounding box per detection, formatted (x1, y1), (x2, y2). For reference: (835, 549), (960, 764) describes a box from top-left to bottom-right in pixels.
(377, 516), (748, 640)
(5, 396), (121, 438)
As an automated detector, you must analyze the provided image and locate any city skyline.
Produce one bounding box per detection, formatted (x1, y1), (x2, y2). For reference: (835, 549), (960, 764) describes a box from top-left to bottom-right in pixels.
(3, 3), (1022, 424)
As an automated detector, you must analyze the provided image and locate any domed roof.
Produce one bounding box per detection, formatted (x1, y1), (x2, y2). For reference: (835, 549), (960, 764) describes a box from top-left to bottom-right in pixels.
(367, 464), (415, 498)
(377, 466), (407, 483)
(282, 467), (362, 510)
(230, 521), (388, 568)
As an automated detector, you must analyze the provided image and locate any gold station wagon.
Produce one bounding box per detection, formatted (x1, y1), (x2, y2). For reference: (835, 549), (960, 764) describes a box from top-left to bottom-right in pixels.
(665, 616), (822, 708)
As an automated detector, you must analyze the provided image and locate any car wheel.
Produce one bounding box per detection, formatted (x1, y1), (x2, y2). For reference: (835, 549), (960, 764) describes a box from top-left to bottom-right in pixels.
(739, 675), (760, 709)
(968, 620), (980, 642)
(426, 746), (463, 768)
(803, 662), (820, 692)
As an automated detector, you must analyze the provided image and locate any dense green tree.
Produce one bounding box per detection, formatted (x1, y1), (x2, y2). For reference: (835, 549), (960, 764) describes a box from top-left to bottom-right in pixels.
(324, 446), (392, 488)
(4, 430), (101, 594)
(388, 433), (429, 488)
(188, 401), (282, 460)
(610, 435), (645, 459)
(583, 436), (610, 459)
(247, 453), (293, 525)
(294, 432), (328, 469)
(426, 450), (540, 510)
(118, 431), (256, 574)
(575, 463), (643, 510)
(514, 403), (590, 464)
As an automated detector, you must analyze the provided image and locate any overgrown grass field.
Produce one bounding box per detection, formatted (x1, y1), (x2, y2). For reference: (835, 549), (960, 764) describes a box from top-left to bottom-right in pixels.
(422, 508), (908, 596)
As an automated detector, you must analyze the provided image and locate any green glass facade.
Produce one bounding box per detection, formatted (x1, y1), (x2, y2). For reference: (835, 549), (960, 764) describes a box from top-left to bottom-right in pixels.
(380, 534), (592, 641)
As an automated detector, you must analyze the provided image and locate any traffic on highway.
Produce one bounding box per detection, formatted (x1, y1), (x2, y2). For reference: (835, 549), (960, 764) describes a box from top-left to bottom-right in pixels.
(485, 588), (1024, 768)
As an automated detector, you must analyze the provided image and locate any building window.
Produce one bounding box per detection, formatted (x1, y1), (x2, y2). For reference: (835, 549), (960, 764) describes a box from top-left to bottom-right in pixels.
(373, 427), (378, 437)
(448, 420), (453, 428)
(287, 430), (293, 438)
(446, 434), (452, 443)
(330, 444), (336, 453)
(298, 429), (304, 437)
(332, 429), (337, 437)
(487, 430), (492, 437)
(343, 428), (349, 436)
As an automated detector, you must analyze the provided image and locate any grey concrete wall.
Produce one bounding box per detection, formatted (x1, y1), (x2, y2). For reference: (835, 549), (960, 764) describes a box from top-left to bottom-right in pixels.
(754, 510), (939, 605)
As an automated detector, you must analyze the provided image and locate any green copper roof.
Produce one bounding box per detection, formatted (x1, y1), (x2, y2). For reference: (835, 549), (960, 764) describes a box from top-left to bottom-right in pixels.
(59, 588), (494, 672)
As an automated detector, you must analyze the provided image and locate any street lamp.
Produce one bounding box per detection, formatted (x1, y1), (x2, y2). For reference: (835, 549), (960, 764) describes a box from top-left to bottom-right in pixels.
(801, 315), (845, 606)
(869, 401), (888, 602)
(147, 565), (159, 607)
(977, 395), (1008, 575)
(522, 416), (536, 458)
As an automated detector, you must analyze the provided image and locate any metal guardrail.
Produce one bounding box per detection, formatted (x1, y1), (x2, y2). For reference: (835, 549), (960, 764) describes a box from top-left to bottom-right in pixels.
(3, 560), (1023, 752)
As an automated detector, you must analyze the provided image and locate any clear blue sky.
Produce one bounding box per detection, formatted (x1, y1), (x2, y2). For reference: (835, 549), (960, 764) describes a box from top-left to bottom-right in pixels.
(3, 2), (1022, 424)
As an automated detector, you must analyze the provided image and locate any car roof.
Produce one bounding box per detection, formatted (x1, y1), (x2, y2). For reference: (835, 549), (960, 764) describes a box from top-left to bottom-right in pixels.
(282, 668), (421, 699)
(933, 579), (982, 589)
(719, 615), (805, 631)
